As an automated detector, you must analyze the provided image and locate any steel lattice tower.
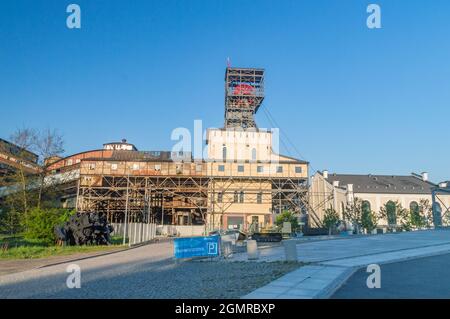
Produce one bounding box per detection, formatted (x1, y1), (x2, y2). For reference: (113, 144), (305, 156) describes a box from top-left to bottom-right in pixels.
(224, 67), (265, 129)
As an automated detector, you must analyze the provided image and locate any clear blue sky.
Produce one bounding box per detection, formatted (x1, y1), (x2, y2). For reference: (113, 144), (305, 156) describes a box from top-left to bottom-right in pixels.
(1, 0), (449, 182)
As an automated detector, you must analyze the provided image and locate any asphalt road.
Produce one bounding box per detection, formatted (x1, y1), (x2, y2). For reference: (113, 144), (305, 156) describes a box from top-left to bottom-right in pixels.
(332, 253), (450, 298)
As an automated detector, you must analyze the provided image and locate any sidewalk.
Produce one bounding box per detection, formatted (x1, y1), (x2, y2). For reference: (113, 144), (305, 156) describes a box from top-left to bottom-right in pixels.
(242, 229), (450, 299)
(0, 247), (126, 276)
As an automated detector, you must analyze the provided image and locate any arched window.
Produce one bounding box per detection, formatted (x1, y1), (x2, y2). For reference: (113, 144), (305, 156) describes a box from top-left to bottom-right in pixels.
(410, 201), (419, 213)
(222, 146), (227, 162)
(386, 201), (397, 225)
(410, 201), (421, 226)
(361, 201), (372, 227)
(251, 148), (257, 161)
(362, 201), (371, 214)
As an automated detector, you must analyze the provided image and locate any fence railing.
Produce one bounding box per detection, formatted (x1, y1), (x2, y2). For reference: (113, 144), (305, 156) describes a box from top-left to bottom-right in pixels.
(111, 222), (157, 246)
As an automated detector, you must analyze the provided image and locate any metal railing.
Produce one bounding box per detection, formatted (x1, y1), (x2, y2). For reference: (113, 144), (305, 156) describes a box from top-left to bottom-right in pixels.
(111, 222), (157, 246)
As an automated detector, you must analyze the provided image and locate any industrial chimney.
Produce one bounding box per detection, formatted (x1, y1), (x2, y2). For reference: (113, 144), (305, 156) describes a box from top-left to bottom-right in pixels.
(421, 172), (429, 182)
(323, 170), (329, 179)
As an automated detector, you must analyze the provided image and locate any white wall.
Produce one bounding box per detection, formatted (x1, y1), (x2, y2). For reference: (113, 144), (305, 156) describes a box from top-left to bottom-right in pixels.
(207, 128), (277, 162)
(157, 225), (206, 237)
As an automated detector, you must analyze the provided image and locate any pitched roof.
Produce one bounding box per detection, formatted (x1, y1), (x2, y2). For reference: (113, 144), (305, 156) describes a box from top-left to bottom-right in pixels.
(106, 150), (192, 162)
(322, 172), (436, 195)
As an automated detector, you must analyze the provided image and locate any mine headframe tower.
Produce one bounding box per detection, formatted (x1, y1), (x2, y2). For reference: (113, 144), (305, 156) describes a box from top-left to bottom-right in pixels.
(224, 67), (265, 129)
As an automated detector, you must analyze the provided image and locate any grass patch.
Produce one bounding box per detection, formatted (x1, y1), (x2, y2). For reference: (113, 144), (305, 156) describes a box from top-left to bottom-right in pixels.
(0, 234), (125, 259)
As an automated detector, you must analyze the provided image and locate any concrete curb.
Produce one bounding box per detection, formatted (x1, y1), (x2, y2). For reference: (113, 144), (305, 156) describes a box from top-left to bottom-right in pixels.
(315, 266), (358, 299)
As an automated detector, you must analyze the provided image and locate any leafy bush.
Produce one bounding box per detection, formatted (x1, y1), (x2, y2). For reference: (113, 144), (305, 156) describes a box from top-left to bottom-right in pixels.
(275, 210), (299, 232)
(23, 208), (74, 243)
(0, 209), (23, 235)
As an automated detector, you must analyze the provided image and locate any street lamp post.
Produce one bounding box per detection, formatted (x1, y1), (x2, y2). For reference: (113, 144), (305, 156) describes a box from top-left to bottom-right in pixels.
(123, 174), (130, 245)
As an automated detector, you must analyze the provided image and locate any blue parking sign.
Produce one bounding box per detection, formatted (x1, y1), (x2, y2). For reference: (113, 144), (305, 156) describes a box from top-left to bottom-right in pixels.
(173, 235), (220, 259)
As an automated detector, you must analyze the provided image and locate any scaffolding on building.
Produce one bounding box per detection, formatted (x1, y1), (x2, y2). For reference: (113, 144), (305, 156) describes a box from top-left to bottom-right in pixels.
(76, 171), (321, 230)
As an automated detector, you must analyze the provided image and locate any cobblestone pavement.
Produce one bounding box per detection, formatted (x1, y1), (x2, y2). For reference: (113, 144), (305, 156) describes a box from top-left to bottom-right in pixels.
(0, 241), (299, 299)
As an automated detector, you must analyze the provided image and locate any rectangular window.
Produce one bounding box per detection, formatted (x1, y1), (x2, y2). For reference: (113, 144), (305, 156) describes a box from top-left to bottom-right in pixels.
(276, 166), (283, 173)
(257, 192), (262, 204)
(239, 191), (244, 203)
(218, 165), (225, 172)
(295, 166), (302, 173)
(155, 164), (161, 171)
(196, 164), (202, 172)
(66, 159), (73, 166)
(132, 163), (139, 170)
(234, 191), (238, 203)
(217, 192), (223, 203)
(88, 163), (95, 170)
(111, 163), (118, 170)
(237, 165), (244, 172)
(257, 165), (263, 173)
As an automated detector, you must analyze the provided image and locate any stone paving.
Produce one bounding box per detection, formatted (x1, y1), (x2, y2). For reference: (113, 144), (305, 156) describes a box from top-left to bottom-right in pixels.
(242, 229), (450, 299)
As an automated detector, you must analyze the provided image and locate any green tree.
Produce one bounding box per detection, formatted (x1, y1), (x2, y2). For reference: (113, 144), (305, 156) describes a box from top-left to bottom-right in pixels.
(379, 201), (410, 231)
(418, 199), (433, 228)
(0, 129), (39, 218)
(0, 128), (66, 235)
(275, 210), (299, 232)
(409, 202), (426, 229)
(323, 208), (339, 235)
(33, 128), (64, 209)
(343, 197), (364, 234)
(361, 210), (378, 234)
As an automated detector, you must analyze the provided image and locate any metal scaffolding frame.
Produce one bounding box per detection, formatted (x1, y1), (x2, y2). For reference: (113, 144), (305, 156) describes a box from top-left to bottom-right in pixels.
(77, 175), (209, 225)
(76, 173), (322, 229)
